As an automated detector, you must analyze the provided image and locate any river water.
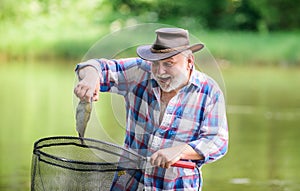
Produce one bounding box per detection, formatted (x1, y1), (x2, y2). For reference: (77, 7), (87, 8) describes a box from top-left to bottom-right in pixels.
(0, 61), (300, 191)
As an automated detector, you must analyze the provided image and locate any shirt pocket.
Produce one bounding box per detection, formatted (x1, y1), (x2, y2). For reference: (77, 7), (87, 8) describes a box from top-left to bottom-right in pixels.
(171, 115), (201, 142)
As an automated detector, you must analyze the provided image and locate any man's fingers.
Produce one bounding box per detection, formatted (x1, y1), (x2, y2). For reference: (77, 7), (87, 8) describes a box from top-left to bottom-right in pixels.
(74, 82), (93, 101)
(92, 91), (99, 101)
(150, 147), (184, 169)
(74, 85), (85, 99)
(150, 154), (156, 166)
(91, 82), (100, 101)
(153, 157), (163, 167)
(85, 88), (95, 102)
(165, 162), (171, 169)
(150, 153), (160, 166)
(73, 84), (82, 97)
(74, 66), (100, 101)
(150, 152), (169, 168)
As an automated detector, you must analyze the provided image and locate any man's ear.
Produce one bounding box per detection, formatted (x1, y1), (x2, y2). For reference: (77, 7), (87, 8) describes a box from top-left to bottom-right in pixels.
(187, 54), (194, 69)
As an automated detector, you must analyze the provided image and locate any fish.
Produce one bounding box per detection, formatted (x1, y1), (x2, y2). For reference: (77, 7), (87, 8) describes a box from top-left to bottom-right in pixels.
(76, 100), (92, 139)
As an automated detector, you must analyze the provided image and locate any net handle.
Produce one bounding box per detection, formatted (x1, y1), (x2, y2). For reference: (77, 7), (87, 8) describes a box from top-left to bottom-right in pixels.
(171, 161), (196, 169)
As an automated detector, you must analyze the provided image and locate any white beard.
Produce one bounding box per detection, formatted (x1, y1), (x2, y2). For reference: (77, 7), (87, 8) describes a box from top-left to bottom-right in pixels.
(154, 70), (189, 92)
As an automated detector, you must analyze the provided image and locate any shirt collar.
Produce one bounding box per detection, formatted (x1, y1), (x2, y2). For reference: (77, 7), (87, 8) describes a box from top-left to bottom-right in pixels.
(188, 67), (205, 89)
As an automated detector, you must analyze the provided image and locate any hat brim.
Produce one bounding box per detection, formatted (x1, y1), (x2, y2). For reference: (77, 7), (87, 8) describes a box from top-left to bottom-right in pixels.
(136, 43), (204, 61)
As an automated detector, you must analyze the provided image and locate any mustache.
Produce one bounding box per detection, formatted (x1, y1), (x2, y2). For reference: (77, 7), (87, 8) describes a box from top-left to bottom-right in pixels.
(155, 74), (172, 79)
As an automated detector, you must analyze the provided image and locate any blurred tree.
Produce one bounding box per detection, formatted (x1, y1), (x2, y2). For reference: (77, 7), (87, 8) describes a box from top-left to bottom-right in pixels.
(0, 0), (27, 20)
(252, 0), (300, 31)
(108, 0), (300, 31)
(226, 0), (261, 30)
(1, 0), (300, 31)
(156, 0), (229, 29)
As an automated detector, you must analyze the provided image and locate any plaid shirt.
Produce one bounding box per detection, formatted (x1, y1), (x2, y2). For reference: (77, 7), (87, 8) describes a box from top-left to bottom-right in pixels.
(76, 58), (228, 191)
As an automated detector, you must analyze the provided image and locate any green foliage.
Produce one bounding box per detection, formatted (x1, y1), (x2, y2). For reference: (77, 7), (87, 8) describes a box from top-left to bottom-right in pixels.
(200, 31), (300, 66)
(252, 0), (300, 30)
(107, 0), (300, 31)
(1, 0), (300, 31)
(0, 0), (299, 65)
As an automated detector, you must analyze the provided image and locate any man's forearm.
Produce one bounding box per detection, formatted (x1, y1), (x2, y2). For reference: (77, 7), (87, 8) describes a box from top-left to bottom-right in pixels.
(180, 144), (204, 160)
(77, 66), (99, 80)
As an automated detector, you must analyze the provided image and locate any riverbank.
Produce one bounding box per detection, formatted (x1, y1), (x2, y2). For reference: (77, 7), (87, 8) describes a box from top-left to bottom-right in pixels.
(1, 20), (299, 66)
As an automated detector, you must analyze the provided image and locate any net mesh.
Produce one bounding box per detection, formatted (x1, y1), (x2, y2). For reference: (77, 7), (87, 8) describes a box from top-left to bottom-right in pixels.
(31, 136), (145, 191)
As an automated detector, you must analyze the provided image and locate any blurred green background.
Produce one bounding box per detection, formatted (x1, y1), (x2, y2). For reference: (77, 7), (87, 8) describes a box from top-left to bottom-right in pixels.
(1, 0), (300, 190)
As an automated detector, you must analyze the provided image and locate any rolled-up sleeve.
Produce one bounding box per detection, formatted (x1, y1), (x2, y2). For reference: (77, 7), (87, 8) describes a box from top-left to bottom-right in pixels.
(188, 85), (228, 166)
(75, 58), (151, 95)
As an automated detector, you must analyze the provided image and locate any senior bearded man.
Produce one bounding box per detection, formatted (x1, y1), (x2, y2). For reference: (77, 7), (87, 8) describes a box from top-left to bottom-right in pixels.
(74, 28), (228, 191)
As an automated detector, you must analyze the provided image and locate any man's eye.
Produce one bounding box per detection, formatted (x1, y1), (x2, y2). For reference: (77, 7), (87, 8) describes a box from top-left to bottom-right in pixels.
(152, 61), (173, 68)
(152, 62), (159, 67)
(163, 62), (173, 67)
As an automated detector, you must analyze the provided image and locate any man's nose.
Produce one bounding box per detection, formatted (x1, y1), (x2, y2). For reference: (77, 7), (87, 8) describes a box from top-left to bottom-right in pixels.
(157, 64), (166, 75)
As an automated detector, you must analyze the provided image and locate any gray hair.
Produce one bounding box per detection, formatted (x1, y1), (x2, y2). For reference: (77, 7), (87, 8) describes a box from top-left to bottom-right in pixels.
(181, 49), (193, 58)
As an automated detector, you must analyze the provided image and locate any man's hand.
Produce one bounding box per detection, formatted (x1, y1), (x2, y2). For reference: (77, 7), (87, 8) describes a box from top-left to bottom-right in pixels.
(150, 144), (203, 168)
(150, 144), (188, 168)
(74, 66), (100, 102)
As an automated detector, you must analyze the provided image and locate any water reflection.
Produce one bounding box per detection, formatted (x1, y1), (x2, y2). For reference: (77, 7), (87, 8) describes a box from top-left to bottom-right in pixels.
(203, 109), (300, 191)
(1, 62), (300, 191)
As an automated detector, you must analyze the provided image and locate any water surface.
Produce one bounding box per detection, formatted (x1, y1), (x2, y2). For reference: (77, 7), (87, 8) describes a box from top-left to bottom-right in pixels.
(0, 62), (299, 191)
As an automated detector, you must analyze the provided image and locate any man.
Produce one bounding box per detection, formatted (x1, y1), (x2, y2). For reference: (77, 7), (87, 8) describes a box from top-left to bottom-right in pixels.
(74, 28), (228, 190)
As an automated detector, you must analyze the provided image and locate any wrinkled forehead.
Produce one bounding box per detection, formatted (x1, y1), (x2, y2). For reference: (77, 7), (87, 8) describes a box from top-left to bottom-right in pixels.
(152, 53), (183, 64)
(154, 57), (174, 64)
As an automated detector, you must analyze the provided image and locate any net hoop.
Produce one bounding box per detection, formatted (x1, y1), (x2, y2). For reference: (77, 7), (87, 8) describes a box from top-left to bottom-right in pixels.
(33, 136), (143, 172)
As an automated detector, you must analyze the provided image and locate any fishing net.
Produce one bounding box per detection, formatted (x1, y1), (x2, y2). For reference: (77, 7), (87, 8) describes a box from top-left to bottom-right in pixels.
(31, 136), (145, 191)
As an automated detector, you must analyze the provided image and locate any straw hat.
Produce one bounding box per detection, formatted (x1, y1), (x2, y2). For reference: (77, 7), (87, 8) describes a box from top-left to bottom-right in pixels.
(136, 28), (204, 61)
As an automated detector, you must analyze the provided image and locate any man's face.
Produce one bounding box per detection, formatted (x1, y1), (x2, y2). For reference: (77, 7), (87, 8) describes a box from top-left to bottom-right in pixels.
(151, 53), (192, 92)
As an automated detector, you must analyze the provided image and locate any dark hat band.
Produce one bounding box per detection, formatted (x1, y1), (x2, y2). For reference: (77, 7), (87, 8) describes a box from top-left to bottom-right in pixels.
(150, 45), (188, 53)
